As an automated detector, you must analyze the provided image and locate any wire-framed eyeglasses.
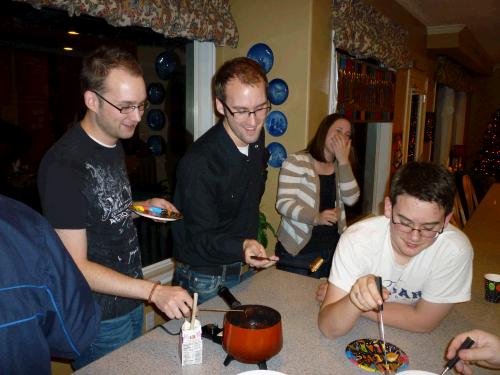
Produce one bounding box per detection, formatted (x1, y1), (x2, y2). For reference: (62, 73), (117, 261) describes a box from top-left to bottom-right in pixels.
(92, 91), (149, 114)
(221, 101), (271, 120)
(391, 212), (444, 239)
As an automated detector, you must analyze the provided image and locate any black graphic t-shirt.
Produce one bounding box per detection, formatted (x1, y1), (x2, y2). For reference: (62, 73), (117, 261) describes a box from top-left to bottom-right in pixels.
(38, 123), (142, 320)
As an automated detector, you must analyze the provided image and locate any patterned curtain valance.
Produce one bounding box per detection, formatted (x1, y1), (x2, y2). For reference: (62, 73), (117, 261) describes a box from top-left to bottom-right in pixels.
(332, 0), (410, 70)
(17, 0), (239, 47)
(436, 56), (471, 92)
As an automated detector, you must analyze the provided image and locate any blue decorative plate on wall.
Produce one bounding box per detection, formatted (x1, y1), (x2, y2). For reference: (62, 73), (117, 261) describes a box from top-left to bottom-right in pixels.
(147, 83), (165, 105)
(155, 51), (176, 80)
(268, 78), (289, 105)
(266, 142), (287, 168)
(147, 135), (165, 156)
(247, 43), (274, 73)
(147, 109), (166, 131)
(155, 52), (177, 79)
(265, 111), (288, 137)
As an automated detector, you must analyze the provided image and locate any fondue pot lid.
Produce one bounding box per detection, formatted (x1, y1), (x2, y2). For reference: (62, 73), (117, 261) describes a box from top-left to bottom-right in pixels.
(237, 371), (288, 375)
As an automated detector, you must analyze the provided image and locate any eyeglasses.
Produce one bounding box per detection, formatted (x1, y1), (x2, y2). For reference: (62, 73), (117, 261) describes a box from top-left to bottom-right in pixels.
(391, 213), (444, 239)
(221, 101), (271, 120)
(92, 91), (149, 114)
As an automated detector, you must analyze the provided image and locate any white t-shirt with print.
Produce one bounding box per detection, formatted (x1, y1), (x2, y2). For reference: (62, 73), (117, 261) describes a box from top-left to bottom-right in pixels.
(329, 216), (473, 304)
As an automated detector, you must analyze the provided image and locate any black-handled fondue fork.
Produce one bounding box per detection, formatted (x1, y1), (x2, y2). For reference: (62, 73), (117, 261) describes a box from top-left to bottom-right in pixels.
(439, 336), (475, 375)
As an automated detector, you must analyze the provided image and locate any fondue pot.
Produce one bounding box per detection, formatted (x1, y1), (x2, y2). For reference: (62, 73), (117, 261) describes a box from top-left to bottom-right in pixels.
(217, 287), (283, 369)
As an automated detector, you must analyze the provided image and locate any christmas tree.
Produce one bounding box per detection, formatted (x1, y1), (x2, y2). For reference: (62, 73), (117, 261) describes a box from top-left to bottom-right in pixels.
(475, 109), (500, 181)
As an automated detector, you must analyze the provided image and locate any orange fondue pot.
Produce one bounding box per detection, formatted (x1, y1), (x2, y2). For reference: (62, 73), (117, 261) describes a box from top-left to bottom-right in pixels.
(218, 287), (283, 364)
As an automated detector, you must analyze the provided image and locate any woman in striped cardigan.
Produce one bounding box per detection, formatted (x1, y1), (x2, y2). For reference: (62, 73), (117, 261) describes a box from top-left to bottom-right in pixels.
(275, 113), (360, 278)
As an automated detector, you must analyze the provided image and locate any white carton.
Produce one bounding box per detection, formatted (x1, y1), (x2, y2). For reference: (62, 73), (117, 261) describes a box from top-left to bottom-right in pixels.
(179, 318), (203, 366)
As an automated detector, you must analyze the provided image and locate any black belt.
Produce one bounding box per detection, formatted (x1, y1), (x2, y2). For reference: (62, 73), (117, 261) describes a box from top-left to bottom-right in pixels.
(180, 262), (242, 277)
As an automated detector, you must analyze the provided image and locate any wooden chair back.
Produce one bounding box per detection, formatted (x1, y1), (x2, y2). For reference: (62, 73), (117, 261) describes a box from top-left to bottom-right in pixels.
(450, 193), (467, 229)
(462, 174), (478, 218)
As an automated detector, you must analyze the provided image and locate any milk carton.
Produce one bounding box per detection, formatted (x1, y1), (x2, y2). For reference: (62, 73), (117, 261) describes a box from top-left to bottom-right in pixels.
(179, 318), (203, 366)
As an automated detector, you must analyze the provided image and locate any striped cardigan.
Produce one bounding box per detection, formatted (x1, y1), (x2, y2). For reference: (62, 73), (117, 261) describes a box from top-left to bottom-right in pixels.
(275, 152), (360, 256)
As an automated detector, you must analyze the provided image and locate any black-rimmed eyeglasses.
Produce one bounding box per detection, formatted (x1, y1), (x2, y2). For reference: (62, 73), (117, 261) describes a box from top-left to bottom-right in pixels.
(221, 101), (271, 120)
(92, 91), (149, 114)
(391, 212), (444, 239)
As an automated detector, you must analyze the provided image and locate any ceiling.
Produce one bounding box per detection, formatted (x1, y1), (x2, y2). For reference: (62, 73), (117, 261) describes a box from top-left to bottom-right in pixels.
(396, 0), (500, 69)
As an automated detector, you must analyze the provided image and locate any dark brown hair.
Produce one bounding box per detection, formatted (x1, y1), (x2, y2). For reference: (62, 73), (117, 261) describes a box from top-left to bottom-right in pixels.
(390, 162), (456, 215)
(81, 46), (143, 94)
(306, 113), (354, 163)
(213, 57), (268, 102)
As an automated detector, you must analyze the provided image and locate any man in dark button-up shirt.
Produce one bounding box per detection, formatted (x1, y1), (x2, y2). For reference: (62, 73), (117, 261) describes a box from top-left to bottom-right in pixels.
(172, 57), (278, 303)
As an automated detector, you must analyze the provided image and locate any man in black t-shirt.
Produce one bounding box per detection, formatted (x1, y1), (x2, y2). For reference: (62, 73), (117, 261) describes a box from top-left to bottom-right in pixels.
(38, 46), (192, 369)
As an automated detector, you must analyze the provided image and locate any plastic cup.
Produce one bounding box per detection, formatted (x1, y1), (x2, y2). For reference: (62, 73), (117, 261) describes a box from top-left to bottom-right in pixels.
(484, 273), (500, 303)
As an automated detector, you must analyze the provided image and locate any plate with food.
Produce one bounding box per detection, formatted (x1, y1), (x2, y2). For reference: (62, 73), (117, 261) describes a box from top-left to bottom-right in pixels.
(130, 205), (183, 222)
(345, 338), (409, 373)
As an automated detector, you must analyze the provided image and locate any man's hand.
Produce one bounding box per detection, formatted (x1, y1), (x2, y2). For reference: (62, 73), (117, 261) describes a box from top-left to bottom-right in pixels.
(142, 197), (179, 213)
(243, 239), (278, 268)
(446, 329), (500, 374)
(349, 274), (389, 311)
(150, 285), (193, 320)
(316, 281), (328, 303)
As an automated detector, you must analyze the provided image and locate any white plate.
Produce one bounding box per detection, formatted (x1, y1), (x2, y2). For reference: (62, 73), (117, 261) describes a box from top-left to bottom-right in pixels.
(237, 371), (288, 375)
(130, 205), (182, 222)
(398, 371), (438, 375)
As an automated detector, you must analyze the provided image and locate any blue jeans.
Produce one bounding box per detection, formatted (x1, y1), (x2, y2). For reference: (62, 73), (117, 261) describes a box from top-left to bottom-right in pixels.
(172, 262), (242, 304)
(72, 304), (144, 370)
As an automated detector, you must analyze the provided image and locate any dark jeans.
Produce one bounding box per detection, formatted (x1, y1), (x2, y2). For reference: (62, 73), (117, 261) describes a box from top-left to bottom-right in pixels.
(275, 241), (334, 279)
(73, 304), (144, 370)
(172, 262), (242, 304)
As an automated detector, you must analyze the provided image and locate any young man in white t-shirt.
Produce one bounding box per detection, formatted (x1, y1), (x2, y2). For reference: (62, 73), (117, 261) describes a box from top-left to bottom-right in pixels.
(318, 162), (473, 338)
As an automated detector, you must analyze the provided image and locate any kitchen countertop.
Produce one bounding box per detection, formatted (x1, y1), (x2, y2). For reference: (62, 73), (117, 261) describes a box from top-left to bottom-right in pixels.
(76, 185), (499, 375)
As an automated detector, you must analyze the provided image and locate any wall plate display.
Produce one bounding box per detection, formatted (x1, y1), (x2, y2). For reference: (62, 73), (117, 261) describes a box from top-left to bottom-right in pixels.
(147, 82), (165, 105)
(147, 109), (166, 131)
(247, 43), (274, 73)
(147, 135), (165, 155)
(268, 78), (289, 105)
(266, 142), (287, 168)
(155, 51), (176, 80)
(265, 110), (288, 137)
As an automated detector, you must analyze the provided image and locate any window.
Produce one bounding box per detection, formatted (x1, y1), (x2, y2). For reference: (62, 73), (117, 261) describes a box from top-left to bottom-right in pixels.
(0, 2), (215, 278)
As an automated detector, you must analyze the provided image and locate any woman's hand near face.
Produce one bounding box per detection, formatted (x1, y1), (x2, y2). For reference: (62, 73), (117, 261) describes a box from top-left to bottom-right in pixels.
(331, 134), (351, 165)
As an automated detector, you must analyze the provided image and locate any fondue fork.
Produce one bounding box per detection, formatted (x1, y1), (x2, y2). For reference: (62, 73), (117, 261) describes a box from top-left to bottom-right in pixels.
(190, 292), (198, 329)
(251, 255), (324, 273)
(375, 276), (389, 373)
(310, 257), (325, 273)
(198, 308), (246, 313)
(439, 336), (475, 375)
